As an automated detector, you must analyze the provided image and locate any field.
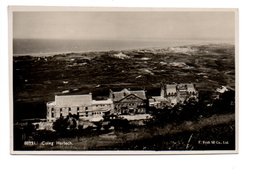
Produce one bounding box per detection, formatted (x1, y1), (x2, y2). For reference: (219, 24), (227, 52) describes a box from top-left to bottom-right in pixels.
(13, 43), (235, 121)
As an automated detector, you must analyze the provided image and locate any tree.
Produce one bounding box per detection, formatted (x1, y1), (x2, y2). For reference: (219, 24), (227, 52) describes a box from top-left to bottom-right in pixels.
(52, 116), (69, 134)
(110, 118), (130, 132)
(212, 90), (235, 114)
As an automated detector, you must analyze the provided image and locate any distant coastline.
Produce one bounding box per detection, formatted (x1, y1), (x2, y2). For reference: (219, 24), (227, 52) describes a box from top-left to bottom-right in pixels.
(13, 39), (234, 56)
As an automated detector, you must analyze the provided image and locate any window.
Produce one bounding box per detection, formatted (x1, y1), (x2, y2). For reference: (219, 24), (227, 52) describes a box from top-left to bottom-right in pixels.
(77, 107), (79, 111)
(68, 107), (71, 111)
(85, 107), (88, 111)
(51, 112), (54, 118)
(59, 109), (63, 118)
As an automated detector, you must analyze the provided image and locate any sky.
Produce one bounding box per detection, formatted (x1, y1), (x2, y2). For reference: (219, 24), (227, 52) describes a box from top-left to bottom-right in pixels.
(13, 10), (236, 41)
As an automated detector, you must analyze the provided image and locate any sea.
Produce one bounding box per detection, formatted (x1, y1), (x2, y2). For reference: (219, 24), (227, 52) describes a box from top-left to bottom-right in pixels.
(13, 39), (233, 56)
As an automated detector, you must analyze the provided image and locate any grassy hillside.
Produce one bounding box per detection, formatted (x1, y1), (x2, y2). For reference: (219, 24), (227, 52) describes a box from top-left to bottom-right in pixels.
(30, 113), (235, 151)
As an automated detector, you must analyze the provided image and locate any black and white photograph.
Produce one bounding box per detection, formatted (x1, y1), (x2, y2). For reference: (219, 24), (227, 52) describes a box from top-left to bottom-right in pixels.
(10, 7), (238, 154)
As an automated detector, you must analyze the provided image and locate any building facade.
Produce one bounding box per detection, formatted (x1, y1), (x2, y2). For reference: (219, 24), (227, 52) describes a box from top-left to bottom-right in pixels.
(109, 88), (147, 115)
(161, 83), (198, 104)
(91, 99), (113, 121)
(149, 96), (169, 108)
(47, 94), (92, 122)
(46, 94), (113, 122)
(149, 83), (198, 108)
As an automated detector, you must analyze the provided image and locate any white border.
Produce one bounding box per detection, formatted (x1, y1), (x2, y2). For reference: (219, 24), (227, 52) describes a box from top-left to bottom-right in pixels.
(9, 6), (239, 155)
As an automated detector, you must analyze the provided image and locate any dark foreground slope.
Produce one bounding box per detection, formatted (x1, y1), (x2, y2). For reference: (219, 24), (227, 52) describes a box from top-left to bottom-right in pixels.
(16, 113), (234, 151)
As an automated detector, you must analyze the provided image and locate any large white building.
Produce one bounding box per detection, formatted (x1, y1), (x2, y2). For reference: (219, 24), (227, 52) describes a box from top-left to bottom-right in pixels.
(46, 94), (113, 122)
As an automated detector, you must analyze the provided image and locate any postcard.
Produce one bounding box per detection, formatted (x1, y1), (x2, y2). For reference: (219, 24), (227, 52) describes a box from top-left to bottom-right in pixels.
(10, 6), (238, 154)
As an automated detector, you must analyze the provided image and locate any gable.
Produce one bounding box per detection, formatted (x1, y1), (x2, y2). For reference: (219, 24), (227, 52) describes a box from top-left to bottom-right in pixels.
(111, 88), (146, 101)
(117, 94), (145, 103)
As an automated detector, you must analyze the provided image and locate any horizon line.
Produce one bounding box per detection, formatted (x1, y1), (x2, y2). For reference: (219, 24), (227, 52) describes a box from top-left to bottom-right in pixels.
(13, 38), (235, 42)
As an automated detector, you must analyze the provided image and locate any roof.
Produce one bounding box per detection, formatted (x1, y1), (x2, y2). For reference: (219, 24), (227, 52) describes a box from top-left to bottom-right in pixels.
(216, 86), (229, 93)
(166, 83), (196, 93)
(165, 84), (177, 94)
(110, 88), (146, 101)
(55, 94), (92, 107)
(177, 84), (187, 91)
(186, 83), (196, 92)
(151, 96), (168, 102)
(92, 99), (113, 105)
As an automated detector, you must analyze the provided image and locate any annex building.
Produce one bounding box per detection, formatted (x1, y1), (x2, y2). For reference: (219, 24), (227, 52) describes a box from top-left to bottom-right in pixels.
(149, 83), (198, 108)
